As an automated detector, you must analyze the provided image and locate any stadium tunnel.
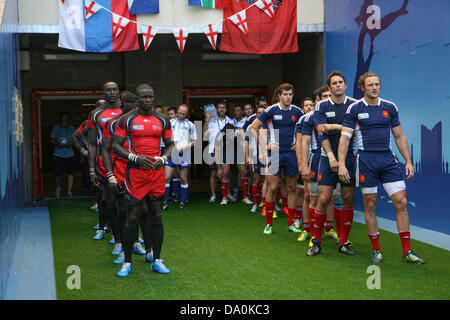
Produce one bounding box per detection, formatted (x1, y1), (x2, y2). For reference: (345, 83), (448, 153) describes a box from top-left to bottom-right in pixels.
(21, 32), (325, 201)
(4, 0), (448, 300)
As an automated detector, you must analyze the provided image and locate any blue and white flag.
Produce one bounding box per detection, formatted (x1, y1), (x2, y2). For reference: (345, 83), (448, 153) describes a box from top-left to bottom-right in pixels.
(58, 0), (139, 52)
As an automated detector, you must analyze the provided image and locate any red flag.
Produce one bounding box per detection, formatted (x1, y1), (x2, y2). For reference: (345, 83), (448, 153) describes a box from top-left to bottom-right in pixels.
(111, 0), (139, 52)
(219, 0), (298, 54)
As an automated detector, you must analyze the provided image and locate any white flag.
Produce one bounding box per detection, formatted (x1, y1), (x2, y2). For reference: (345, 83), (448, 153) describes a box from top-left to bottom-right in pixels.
(58, 0), (86, 52)
(139, 24), (158, 51)
(172, 28), (190, 54)
(203, 24), (219, 50)
(228, 10), (248, 35)
(255, 0), (275, 19)
(112, 13), (131, 38)
(84, 0), (102, 21)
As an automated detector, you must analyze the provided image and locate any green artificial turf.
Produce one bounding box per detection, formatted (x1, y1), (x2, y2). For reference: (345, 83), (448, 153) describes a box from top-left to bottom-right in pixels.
(48, 197), (450, 300)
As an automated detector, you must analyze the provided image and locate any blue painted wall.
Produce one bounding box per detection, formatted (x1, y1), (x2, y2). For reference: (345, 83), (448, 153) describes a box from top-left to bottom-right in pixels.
(324, 0), (450, 234)
(0, 0), (23, 300)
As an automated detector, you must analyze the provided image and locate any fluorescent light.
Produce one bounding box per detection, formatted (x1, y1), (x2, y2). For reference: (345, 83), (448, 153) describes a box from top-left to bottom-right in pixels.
(43, 53), (109, 61)
(200, 53), (262, 61)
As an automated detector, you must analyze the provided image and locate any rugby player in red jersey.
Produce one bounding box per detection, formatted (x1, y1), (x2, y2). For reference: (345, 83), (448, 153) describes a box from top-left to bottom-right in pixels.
(113, 84), (175, 277)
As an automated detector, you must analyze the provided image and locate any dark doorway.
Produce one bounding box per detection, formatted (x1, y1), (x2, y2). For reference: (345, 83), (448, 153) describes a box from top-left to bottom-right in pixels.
(32, 90), (102, 200)
(183, 88), (269, 193)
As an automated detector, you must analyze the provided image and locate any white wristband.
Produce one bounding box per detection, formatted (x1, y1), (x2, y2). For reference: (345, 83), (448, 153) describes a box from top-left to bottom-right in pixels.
(341, 130), (353, 138)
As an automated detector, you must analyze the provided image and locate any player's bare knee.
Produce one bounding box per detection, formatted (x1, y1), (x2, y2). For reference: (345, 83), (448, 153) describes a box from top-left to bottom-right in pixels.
(393, 194), (408, 211)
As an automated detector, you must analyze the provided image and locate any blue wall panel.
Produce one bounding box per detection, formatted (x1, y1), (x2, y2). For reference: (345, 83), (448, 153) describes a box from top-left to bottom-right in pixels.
(0, 0), (23, 300)
(324, 0), (450, 234)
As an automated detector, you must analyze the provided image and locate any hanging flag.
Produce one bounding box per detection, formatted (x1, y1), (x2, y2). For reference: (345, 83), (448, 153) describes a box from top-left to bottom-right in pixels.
(220, 0), (298, 54)
(188, 0), (201, 5)
(172, 28), (190, 54)
(128, 0), (159, 14)
(200, 0), (221, 8)
(58, 0), (139, 52)
(139, 24), (158, 51)
(85, 0), (103, 21)
(255, 0), (275, 19)
(188, 0), (227, 8)
(228, 10), (248, 35)
(203, 23), (219, 50)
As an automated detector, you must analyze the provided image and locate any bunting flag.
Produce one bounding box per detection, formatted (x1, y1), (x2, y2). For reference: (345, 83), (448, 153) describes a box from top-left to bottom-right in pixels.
(220, 0), (298, 54)
(112, 13), (131, 38)
(172, 28), (190, 54)
(140, 24), (158, 51)
(255, 0), (274, 19)
(59, 0), (297, 54)
(203, 23), (219, 50)
(84, 0), (102, 21)
(228, 10), (248, 36)
(58, 0), (139, 52)
(128, 0), (159, 14)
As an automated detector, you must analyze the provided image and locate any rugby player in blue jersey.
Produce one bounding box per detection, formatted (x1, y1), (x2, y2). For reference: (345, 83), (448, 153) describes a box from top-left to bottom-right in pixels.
(338, 72), (424, 264)
(249, 83), (304, 235)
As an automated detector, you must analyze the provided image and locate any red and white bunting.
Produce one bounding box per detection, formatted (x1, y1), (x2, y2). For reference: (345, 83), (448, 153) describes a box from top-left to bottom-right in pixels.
(255, 0), (275, 19)
(112, 13), (130, 38)
(139, 24), (158, 51)
(228, 10), (248, 36)
(172, 28), (190, 54)
(84, 0), (102, 22)
(203, 24), (219, 50)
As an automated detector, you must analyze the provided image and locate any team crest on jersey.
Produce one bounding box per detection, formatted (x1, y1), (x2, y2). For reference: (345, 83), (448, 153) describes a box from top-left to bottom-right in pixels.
(132, 125), (144, 130)
(382, 110), (390, 118)
(291, 115), (296, 122)
(152, 124), (163, 132)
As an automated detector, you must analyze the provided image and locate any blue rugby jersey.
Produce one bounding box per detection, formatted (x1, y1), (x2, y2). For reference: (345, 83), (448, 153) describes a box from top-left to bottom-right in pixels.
(343, 98), (401, 152)
(300, 111), (320, 152)
(257, 103), (304, 153)
(314, 96), (357, 157)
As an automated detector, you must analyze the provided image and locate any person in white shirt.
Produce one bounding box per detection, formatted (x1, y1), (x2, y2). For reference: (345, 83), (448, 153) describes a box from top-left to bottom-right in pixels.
(163, 104), (197, 210)
(230, 104), (253, 205)
(203, 101), (233, 205)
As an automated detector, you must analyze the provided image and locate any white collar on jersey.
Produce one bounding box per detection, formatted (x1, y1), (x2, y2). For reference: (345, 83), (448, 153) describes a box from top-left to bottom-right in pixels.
(328, 96), (349, 105)
(277, 103), (292, 111)
(362, 97), (381, 107)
